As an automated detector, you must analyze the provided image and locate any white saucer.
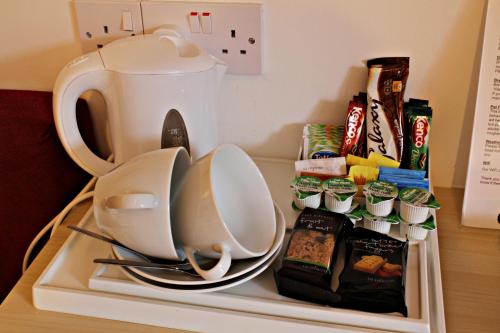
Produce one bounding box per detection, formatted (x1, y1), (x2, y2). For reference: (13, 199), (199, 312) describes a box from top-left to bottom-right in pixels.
(111, 202), (286, 286)
(118, 241), (283, 293)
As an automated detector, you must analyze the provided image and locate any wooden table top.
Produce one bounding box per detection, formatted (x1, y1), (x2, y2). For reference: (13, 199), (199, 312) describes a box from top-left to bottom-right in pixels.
(0, 187), (499, 333)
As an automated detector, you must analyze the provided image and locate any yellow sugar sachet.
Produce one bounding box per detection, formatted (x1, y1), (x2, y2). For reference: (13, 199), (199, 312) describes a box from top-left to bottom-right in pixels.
(348, 165), (379, 197)
(367, 152), (400, 168)
(346, 154), (378, 168)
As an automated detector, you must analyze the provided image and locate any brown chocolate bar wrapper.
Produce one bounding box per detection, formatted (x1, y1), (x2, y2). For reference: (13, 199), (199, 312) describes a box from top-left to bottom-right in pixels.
(340, 100), (366, 157)
(366, 57), (409, 162)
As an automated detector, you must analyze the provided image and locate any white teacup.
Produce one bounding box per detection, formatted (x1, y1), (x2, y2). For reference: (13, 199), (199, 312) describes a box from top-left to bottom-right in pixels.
(94, 147), (191, 260)
(173, 144), (276, 281)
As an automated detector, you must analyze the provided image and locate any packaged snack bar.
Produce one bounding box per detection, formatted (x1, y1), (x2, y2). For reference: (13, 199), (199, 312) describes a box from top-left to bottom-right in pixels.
(337, 227), (408, 316)
(366, 57), (409, 162)
(277, 208), (350, 290)
(403, 106), (432, 172)
(295, 157), (347, 180)
(340, 100), (367, 157)
(303, 124), (344, 159)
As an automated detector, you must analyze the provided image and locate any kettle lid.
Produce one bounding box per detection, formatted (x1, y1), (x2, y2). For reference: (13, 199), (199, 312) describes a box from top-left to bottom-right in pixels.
(98, 34), (217, 74)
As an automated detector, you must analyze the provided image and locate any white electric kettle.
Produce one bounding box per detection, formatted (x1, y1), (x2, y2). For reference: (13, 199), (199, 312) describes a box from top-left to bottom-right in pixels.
(53, 30), (226, 176)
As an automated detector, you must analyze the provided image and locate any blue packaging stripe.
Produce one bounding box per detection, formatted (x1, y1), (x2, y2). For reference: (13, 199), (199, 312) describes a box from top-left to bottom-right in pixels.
(378, 175), (429, 190)
(378, 167), (426, 180)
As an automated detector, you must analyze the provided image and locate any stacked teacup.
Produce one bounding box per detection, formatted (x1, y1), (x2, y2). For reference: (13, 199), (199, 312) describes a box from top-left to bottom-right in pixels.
(93, 145), (277, 280)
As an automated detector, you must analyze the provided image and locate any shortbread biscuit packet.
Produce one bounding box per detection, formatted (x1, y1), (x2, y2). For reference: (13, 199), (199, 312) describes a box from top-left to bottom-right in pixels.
(336, 227), (408, 316)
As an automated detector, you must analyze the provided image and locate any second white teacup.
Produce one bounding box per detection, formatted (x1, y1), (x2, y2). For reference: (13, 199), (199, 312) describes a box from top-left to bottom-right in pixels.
(94, 147), (191, 260)
(172, 144), (276, 280)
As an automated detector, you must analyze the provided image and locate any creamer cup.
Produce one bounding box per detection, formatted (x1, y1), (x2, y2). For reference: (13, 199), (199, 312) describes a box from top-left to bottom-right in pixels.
(399, 188), (440, 223)
(291, 176), (322, 209)
(399, 216), (436, 240)
(362, 210), (400, 234)
(363, 181), (398, 217)
(322, 178), (356, 213)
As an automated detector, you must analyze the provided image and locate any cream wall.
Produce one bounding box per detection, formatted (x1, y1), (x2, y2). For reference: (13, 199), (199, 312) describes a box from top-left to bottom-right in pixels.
(0, 0), (487, 188)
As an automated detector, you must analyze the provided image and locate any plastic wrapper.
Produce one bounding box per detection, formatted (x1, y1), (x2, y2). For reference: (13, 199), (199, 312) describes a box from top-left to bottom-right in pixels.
(366, 57), (409, 162)
(302, 124), (344, 159)
(336, 227), (409, 316)
(276, 208), (351, 302)
(295, 157), (347, 180)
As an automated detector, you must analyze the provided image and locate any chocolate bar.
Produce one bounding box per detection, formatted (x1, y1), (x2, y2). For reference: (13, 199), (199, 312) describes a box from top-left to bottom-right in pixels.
(366, 57), (409, 162)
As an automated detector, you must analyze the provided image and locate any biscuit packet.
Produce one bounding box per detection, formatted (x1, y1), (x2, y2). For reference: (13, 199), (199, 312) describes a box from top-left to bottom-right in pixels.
(277, 208), (351, 293)
(336, 227), (408, 316)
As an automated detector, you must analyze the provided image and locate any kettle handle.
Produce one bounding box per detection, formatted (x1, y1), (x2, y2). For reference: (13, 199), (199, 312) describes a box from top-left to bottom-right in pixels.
(53, 52), (116, 176)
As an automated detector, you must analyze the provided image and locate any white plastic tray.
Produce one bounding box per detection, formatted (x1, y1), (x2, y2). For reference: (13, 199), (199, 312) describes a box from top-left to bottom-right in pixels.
(32, 157), (445, 332)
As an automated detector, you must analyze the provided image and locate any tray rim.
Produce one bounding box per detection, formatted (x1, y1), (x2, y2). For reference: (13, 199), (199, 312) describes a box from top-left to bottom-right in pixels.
(89, 222), (429, 333)
(33, 206), (426, 333)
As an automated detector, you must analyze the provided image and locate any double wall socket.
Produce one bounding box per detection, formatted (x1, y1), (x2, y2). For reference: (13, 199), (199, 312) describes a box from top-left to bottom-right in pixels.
(141, 1), (262, 74)
(75, 0), (143, 53)
(74, 0), (262, 75)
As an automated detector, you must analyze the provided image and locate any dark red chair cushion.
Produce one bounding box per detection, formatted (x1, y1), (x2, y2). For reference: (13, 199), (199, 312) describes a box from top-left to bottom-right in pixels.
(0, 90), (94, 301)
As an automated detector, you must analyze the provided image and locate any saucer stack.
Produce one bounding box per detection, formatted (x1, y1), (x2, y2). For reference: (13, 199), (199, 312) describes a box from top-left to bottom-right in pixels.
(109, 203), (286, 293)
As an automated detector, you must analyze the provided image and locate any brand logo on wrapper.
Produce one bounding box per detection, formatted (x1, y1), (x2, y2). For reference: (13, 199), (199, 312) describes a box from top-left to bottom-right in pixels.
(412, 118), (429, 148)
(311, 151), (337, 159)
(367, 99), (388, 155)
(345, 107), (364, 145)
